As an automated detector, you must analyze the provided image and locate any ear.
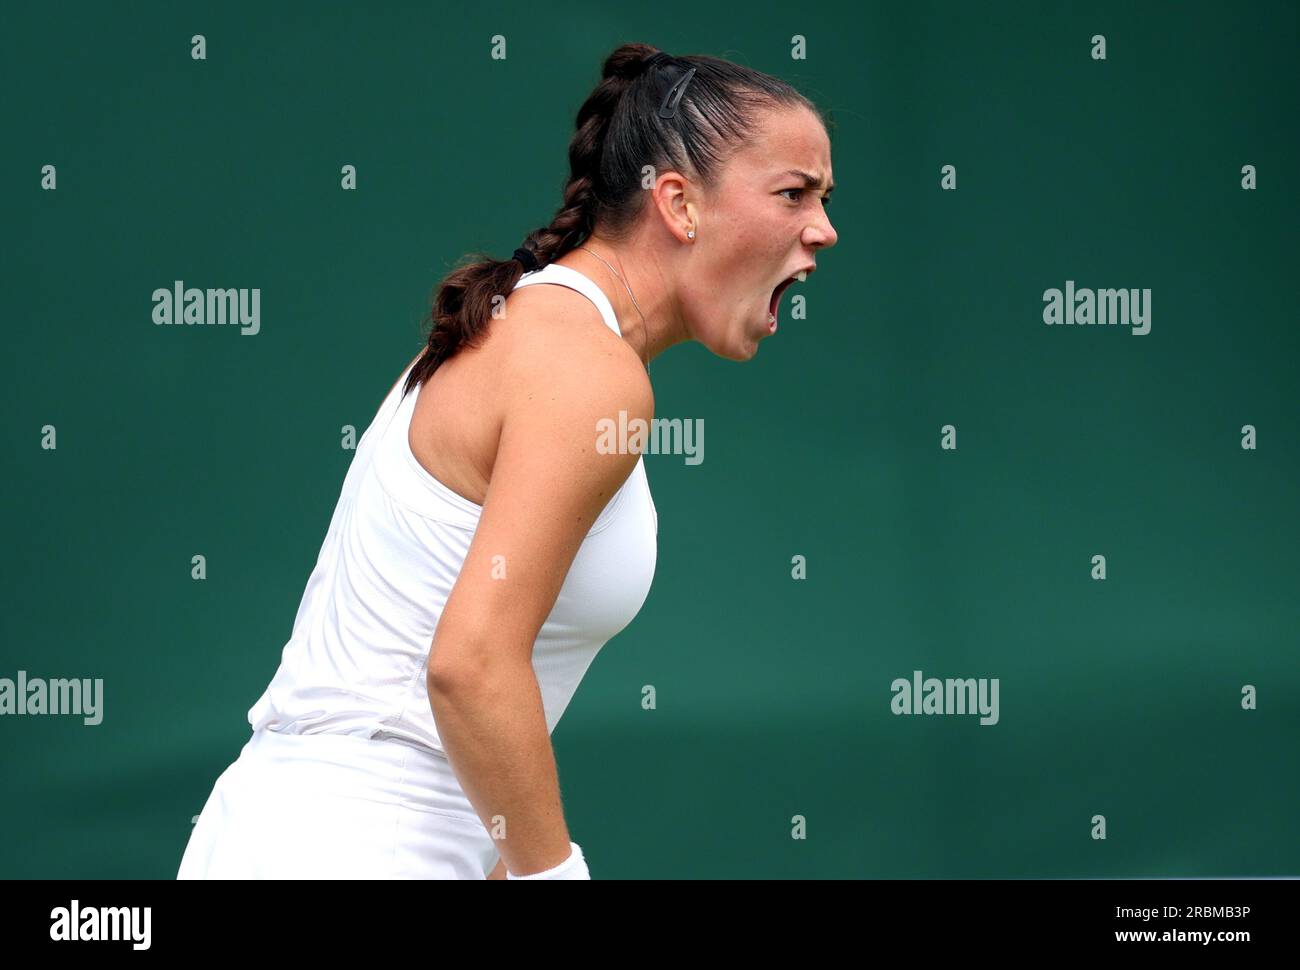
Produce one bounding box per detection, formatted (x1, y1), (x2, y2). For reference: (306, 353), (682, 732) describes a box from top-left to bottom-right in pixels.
(650, 169), (697, 244)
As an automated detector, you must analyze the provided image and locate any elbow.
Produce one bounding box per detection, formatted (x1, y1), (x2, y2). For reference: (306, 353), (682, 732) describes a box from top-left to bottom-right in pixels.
(427, 625), (486, 699)
(427, 659), (468, 701)
(428, 616), (538, 701)
(427, 646), (495, 700)
(427, 644), (531, 704)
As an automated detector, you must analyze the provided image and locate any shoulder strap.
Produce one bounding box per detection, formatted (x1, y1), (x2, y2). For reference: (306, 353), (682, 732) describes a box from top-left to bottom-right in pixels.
(513, 264), (623, 337)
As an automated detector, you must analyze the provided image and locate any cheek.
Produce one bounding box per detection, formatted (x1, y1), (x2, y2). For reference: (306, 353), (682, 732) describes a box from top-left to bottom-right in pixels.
(730, 217), (781, 259)
(710, 196), (779, 254)
(714, 220), (790, 293)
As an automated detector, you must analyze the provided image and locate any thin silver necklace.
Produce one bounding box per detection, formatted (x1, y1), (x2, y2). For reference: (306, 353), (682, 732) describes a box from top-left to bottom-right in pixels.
(575, 245), (650, 370)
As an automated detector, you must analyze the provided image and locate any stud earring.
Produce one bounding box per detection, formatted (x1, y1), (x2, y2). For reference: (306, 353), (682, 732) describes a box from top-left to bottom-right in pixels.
(687, 229), (695, 239)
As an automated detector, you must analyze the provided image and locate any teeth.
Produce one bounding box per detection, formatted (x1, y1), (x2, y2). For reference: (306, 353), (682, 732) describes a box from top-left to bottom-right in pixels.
(795, 270), (807, 282)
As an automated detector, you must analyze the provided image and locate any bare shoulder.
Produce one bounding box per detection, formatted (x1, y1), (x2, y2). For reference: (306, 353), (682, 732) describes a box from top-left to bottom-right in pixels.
(497, 283), (653, 423)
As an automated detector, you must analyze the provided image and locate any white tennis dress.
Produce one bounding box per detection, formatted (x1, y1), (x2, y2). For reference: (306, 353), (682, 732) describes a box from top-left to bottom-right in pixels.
(178, 263), (658, 879)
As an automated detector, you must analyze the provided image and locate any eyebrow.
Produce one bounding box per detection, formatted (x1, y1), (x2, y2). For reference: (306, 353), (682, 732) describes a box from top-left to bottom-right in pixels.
(782, 169), (834, 194)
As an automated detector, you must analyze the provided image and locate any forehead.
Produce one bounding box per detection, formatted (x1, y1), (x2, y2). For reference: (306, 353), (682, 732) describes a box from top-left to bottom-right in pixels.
(729, 105), (832, 182)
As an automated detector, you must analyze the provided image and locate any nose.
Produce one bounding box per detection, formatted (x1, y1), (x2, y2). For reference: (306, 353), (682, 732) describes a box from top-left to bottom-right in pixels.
(803, 206), (838, 250)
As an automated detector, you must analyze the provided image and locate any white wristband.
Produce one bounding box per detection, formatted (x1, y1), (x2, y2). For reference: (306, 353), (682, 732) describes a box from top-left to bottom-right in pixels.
(505, 841), (590, 880)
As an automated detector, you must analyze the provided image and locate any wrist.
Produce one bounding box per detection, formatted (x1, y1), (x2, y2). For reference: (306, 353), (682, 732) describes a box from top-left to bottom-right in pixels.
(505, 841), (590, 880)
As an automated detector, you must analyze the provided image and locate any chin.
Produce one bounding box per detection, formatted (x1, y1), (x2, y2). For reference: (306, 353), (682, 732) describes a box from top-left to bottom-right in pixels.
(712, 339), (758, 362)
(699, 319), (764, 361)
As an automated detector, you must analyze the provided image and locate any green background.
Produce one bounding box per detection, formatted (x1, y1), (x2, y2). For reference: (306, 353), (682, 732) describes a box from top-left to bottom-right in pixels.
(3, 0), (1296, 878)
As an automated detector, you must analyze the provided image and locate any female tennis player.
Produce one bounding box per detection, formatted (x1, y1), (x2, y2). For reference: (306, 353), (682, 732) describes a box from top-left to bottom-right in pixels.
(178, 42), (836, 880)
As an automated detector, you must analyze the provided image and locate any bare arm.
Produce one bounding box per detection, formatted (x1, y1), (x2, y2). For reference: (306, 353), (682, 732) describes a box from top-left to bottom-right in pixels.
(426, 302), (652, 878)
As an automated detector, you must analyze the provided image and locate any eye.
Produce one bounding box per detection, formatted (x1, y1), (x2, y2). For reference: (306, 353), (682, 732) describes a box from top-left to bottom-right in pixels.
(780, 188), (832, 207)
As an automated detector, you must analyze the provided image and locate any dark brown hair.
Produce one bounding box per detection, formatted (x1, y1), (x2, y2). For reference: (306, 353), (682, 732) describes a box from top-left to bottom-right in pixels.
(402, 42), (820, 398)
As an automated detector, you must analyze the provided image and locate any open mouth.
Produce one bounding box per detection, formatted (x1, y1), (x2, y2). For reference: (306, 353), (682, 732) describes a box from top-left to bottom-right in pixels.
(767, 269), (809, 334)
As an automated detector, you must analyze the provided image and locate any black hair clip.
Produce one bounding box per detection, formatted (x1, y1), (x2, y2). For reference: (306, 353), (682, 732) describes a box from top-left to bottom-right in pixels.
(658, 65), (697, 120)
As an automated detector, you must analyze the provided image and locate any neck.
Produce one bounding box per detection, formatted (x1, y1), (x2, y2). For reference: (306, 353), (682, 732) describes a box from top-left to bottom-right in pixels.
(554, 233), (688, 367)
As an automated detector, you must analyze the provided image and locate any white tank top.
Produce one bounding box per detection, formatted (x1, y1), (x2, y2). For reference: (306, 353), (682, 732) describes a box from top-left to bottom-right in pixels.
(248, 263), (658, 754)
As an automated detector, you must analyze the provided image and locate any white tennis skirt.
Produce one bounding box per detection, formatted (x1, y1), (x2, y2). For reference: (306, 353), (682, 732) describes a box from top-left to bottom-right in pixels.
(178, 728), (499, 879)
